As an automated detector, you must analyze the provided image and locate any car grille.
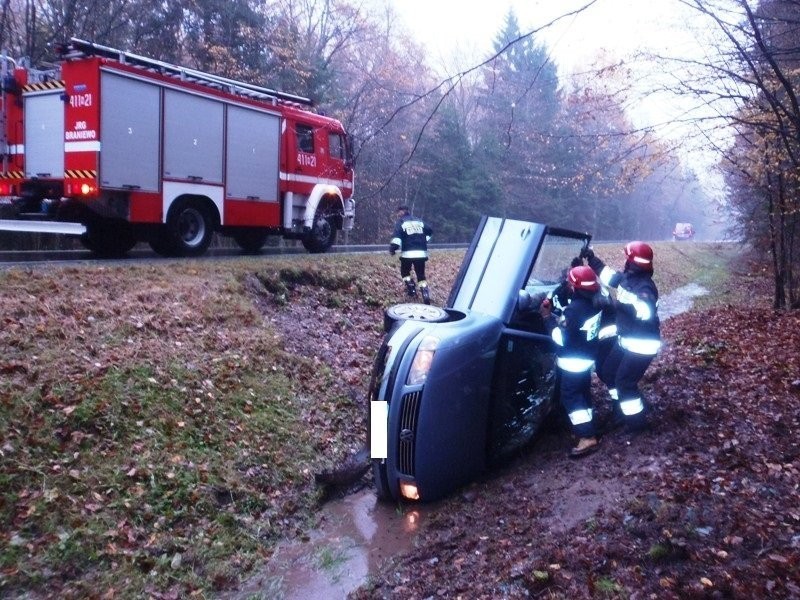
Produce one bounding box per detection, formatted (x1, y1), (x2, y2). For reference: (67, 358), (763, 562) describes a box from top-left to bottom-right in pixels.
(398, 390), (421, 475)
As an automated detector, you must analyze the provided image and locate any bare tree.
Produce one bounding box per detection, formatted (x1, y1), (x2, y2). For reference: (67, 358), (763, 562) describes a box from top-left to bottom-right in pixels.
(674, 0), (800, 308)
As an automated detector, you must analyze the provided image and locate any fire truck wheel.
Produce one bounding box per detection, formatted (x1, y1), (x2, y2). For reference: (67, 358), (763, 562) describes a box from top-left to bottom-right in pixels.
(168, 201), (214, 257)
(302, 215), (337, 253)
(149, 234), (178, 257)
(80, 222), (137, 258)
(233, 229), (269, 254)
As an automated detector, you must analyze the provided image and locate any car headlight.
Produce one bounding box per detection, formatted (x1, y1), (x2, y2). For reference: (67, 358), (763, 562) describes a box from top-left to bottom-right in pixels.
(407, 336), (439, 385)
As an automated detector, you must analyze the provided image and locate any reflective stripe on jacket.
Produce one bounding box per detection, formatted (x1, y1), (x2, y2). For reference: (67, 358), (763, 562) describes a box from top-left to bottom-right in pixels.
(551, 294), (603, 366)
(589, 256), (660, 349)
(390, 215), (431, 259)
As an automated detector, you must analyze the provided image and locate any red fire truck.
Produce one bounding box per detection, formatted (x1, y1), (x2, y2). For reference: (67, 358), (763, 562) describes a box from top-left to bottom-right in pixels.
(0, 38), (355, 256)
(0, 55), (27, 203)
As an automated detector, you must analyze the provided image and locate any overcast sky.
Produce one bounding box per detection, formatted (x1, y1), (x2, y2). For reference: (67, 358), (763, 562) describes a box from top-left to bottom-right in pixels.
(380, 0), (727, 193)
(385, 0), (704, 75)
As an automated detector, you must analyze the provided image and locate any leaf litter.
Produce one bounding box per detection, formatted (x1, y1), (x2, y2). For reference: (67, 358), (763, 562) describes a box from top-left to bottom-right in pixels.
(1, 243), (798, 599)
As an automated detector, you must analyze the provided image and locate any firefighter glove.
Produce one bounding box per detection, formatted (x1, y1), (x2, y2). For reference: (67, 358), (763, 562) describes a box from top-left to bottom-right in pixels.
(570, 256), (583, 268)
(580, 246), (594, 260)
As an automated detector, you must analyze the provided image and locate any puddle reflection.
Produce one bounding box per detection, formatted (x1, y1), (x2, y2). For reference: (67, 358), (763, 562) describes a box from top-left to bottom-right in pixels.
(227, 489), (423, 600)
(659, 282), (709, 319)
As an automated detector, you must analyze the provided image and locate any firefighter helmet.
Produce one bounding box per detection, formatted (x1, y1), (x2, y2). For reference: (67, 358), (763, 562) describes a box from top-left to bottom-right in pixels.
(567, 265), (600, 293)
(624, 241), (654, 271)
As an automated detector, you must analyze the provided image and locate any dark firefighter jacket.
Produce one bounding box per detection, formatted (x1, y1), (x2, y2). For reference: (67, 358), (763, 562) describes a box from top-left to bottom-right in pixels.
(390, 215), (431, 259)
(552, 292), (603, 370)
(587, 255), (661, 355)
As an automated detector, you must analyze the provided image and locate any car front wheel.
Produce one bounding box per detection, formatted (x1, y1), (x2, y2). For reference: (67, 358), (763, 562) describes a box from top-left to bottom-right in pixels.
(383, 303), (449, 333)
(372, 460), (393, 501)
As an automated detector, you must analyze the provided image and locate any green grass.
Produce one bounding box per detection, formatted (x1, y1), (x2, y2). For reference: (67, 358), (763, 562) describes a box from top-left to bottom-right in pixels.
(595, 576), (624, 596)
(0, 243), (760, 597)
(0, 260), (331, 597)
(593, 241), (747, 300)
(316, 543), (350, 573)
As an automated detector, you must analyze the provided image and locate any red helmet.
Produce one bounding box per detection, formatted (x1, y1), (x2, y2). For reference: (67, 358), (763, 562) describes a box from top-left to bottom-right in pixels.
(624, 241), (654, 271)
(567, 265), (600, 293)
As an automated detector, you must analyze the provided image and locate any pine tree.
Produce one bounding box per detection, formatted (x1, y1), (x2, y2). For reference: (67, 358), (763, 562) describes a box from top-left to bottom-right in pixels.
(410, 101), (502, 241)
(474, 9), (562, 220)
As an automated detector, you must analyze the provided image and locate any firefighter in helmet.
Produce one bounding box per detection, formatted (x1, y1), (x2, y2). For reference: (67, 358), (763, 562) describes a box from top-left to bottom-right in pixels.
(581, 241), (661, 430)
(389, 205), (433, 304)
(545, 265), (604, 457)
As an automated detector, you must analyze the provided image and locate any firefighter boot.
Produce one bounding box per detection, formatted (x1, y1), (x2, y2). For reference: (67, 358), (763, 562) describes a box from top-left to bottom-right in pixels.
(403, 277), (417, 298)
(569, 436), (599, 458)
(419, 282), (431, 305)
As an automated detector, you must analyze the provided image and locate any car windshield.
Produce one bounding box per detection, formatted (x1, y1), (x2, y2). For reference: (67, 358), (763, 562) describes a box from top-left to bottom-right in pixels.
(526, 231), (589, 286)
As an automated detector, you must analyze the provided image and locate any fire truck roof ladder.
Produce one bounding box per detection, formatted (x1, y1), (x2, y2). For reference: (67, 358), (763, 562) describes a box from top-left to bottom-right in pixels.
(61, 38), (313, 107)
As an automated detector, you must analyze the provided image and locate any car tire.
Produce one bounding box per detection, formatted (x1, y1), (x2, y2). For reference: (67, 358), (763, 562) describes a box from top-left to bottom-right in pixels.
(383, 303), (449, 333)
(372, 460), (393, 502)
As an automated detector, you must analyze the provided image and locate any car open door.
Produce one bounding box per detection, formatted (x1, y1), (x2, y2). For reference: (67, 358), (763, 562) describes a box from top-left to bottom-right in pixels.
(447, 217), (547, 321)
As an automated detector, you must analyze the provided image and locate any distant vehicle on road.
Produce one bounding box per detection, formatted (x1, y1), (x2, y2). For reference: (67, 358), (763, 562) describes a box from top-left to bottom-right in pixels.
(369, 216), (591, 502)
(672, 222), (695, 241)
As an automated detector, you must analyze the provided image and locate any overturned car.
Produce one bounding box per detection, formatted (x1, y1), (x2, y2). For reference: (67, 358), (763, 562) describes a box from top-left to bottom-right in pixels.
(369, 216), (591, 502)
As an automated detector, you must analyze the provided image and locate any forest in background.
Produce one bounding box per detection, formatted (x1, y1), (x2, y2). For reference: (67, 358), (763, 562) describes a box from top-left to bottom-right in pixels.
(0, 0), (798, 306)
(0, 0), (719, 243)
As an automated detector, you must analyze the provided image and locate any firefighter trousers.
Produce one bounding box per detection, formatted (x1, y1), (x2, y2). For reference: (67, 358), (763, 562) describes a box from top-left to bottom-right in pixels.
(600, 344), (655, 421)
(559, 367), (596, 438)
(400, 257), (427, 283)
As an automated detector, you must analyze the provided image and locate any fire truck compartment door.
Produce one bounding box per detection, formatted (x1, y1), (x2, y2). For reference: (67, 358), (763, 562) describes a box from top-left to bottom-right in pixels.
(164, 89), (223, 184)
(24, 91), (64, 179)
(225, 106), (280, 202)
(100, 72), (160, 191)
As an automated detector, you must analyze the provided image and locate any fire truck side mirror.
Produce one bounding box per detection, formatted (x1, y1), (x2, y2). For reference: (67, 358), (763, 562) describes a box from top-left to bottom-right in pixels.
(2, 74), (20, 95)
(345, 137), (355, 170)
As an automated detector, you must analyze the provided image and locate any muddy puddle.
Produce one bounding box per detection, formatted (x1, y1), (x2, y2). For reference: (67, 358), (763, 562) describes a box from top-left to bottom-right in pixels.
(658, 282), (709, 319)
(228, 488), (422, 599)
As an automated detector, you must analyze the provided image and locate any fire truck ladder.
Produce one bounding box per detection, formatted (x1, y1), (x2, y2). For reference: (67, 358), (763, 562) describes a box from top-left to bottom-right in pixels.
(60, 37), (314, 107)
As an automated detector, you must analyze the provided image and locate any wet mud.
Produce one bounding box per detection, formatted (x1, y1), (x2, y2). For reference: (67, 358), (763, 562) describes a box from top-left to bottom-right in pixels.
(227, 490), (422, 599)
(237, 282), (710, 599)
(658, 282), (708, 319)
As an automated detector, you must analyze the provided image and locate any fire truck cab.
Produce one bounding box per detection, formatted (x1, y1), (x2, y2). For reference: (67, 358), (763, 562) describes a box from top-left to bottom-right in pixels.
(0, 39), (355, 257)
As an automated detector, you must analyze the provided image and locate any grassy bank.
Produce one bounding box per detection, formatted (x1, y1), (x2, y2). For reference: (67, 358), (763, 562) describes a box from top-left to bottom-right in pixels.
(0, 241), (753, 597)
